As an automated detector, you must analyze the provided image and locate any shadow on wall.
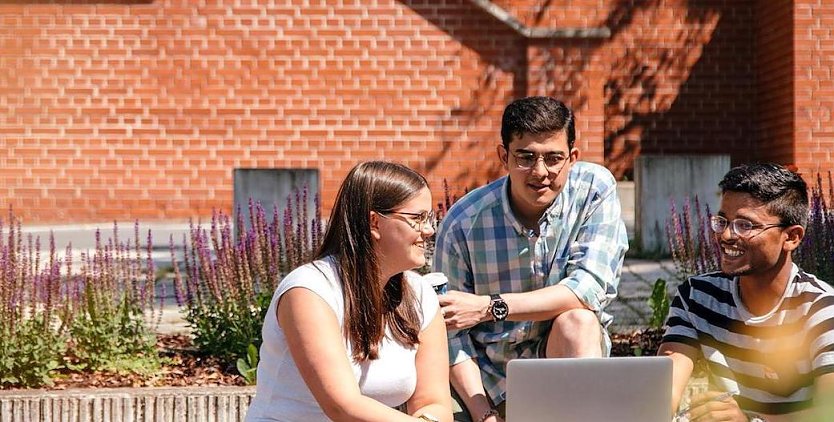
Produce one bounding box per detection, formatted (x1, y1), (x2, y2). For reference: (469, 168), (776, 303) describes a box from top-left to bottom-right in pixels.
(400, 0), (751, 186)
(396, 0), (527, 190)
(604, 1), (753, 179)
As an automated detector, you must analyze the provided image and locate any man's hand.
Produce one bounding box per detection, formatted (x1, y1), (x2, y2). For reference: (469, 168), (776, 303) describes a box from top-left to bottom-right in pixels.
(681, 391), (747, 421)
(438, 291), (491, 330)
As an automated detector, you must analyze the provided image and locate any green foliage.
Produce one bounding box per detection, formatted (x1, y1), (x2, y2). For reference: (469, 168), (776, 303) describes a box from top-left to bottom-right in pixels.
(69, 296), (160, 374)
(173, 193), (322, 365)
(236, 343), (259, 385)
(647, 278), (671, 329)
(185, 293), (270, 364)
(0, 317), (67, 388)
(0, 211), (162, 388)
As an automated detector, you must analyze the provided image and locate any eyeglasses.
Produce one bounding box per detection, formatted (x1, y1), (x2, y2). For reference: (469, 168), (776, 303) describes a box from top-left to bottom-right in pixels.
(510, 151), (569, 173)
(709, 215), (787, 238)
(379, 210), (437, 232)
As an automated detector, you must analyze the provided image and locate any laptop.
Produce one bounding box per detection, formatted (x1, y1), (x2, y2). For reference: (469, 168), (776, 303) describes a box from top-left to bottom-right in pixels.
(506, 357), (673, 422)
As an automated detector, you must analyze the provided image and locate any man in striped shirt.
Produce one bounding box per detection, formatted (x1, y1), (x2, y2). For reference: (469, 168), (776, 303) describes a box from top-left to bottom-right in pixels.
(660, 163), (834, 421)
(433, 97), (628, 422)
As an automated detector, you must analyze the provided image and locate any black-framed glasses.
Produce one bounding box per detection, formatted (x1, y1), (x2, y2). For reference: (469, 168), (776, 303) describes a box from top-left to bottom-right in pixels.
(709, 215), (787, 238)
(510, 151), (569, 173)
(379, 210), (437, 232)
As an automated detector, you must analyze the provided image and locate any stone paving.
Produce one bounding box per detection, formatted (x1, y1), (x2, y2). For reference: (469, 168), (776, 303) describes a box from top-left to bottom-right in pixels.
(608, 258), (681, 332)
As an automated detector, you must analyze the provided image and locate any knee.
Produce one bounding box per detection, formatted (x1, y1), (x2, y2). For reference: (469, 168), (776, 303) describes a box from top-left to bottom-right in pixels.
(545, 308), (603, 358)
(552, 308), (600, 337)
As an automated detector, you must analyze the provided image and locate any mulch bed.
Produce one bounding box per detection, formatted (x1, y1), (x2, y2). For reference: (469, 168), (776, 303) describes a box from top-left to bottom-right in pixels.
(39, 329), (663, 390)
(610, 327), (665, 357)
(48, 335), (246, 390)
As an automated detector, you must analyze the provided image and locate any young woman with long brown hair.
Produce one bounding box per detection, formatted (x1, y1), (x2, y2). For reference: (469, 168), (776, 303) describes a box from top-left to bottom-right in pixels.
(246, 161), (452, 422)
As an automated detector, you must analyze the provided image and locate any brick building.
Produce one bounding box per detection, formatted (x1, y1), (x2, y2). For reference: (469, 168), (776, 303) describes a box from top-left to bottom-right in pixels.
(1, 0), (831, 224)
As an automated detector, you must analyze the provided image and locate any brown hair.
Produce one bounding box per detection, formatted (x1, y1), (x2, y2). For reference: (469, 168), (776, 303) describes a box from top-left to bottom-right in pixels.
(316, 161), (426, 361)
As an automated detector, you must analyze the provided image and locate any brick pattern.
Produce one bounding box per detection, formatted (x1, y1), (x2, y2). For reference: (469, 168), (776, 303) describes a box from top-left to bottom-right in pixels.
(602, 0), (755, 178)
(0, 1), (828, 223)
(0, 1), (526, 223)
(794, 0), (834, 177)
(492, 0), (615, 28)
(755, 0), (794, 166)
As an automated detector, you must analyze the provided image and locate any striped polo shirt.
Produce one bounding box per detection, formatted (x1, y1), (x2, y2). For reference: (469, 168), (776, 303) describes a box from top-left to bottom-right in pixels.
(662, 264), (834, 414)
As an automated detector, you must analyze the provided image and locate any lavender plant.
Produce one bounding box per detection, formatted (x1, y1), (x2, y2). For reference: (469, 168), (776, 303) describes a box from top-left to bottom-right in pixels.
(795, 172), (834, 282)
(666, 196), (721, 282)
(172, 188), (322, 364)
(0, 210), (163, 388)
(0, 211), (71, 387)
(67, 222), (161, 374)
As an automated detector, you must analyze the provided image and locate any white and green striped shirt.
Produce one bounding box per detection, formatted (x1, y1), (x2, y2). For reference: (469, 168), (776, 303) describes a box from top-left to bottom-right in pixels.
(433, 161), (628, 405)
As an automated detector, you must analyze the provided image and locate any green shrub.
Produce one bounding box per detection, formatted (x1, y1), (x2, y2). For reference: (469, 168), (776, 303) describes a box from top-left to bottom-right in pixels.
(0, 317), (67, 388)
(236, 343), (259, 385)
(647, 278), (670, 329)
(0, 211), (162, 387)
(172, 191), (322, 366)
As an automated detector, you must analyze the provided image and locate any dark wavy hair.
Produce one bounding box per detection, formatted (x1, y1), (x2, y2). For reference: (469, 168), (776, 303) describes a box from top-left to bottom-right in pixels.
(501, 96), (576, 149)
(316, 161), (427, 361)
(719, 163), (809, 227)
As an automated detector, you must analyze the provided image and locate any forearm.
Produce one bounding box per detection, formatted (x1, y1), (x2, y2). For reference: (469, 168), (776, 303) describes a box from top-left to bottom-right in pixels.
(502, 284), (587, 321)
(326, 395), (425, 422)
(410, 403), (452, 422)
(450, 358), (494, 420)
(657, 343), (696, 414)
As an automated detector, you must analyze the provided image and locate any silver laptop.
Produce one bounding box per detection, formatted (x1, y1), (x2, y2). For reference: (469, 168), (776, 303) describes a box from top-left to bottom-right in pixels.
(506, 357), (673, 422)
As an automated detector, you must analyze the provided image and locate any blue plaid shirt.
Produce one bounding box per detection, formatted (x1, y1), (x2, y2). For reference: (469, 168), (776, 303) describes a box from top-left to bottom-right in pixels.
(432, 161), (628, 405)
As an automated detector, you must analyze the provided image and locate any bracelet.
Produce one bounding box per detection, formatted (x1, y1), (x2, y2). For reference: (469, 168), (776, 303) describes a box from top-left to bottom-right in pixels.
(476, 408), (499, 422)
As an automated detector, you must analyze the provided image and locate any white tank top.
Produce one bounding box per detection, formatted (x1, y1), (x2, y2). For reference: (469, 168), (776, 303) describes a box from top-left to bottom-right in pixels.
(245, 257), (439, 421)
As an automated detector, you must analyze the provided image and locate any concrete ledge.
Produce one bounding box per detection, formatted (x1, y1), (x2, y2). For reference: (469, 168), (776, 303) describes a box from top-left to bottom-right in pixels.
(469, 0), (611, 39)
(0, 378), (706, 421)
(0, 386), (255, 422)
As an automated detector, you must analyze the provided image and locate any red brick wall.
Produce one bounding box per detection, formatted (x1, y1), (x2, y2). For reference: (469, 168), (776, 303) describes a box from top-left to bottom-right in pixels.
(755, 0), (794, 166)
(0, 1), (526, 223)
(602, 0), (756, 178)
(0, 1), (828, 223)
(492, 0), (759, 178)
(794, 0), (834, 177)
(493, 0), (615, 27)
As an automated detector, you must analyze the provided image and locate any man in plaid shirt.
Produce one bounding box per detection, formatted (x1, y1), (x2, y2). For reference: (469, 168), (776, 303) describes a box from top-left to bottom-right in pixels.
(433, 96), (628, 422)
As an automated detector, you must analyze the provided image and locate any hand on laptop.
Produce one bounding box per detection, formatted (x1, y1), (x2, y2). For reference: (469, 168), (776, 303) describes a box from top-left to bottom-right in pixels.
(437, 291), (491, 329)
(678, 391), (746, 422)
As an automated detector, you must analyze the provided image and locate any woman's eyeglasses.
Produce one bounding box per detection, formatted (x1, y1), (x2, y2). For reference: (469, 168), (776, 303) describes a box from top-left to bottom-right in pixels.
(709, 215), (787, 238)
(380, 210), (437, 232)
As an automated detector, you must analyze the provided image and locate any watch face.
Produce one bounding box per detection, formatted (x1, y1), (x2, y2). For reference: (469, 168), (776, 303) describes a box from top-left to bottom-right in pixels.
(491, 299), (509, 321)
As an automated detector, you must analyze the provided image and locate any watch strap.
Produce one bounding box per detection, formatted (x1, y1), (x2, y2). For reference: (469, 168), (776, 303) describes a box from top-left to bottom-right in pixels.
(476, 408), (499, 422)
